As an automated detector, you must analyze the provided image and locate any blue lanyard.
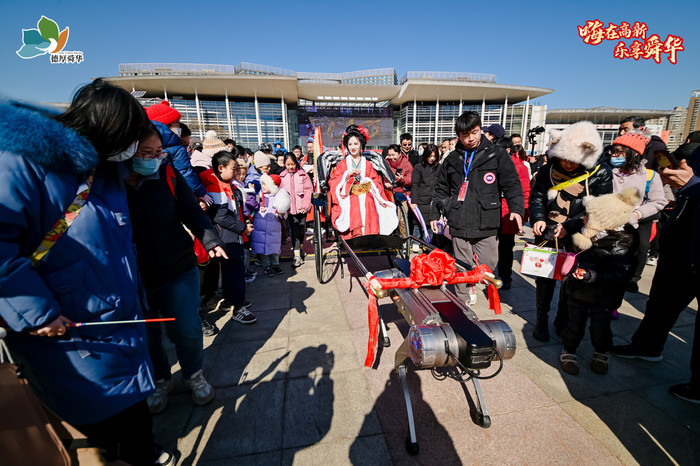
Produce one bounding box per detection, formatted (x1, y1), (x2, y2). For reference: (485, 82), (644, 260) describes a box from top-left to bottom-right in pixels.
(463, 150), (476, 179)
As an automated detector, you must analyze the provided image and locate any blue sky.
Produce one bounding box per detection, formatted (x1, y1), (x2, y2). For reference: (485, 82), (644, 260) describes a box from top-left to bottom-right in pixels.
(1, 0), (698, 110)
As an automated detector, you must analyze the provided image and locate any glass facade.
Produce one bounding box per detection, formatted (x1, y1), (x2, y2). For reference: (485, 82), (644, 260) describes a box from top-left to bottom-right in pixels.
(140, 98), (287, 149)
(398, 103), (539, 146)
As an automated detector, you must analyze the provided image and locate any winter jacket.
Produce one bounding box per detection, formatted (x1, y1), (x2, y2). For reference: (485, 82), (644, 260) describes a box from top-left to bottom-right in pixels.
(641, 135), (667, 171)
(431, 136), (525, 239)
(200, 169), (249, 246)
(404, 149), (421, 167)
(501, 154), (531, 235)
(563, 224), (638, 309)
(190, 149), (211, 169)
(252, 193), (282, 255)
(611, 166), (666, 227)
(126, 162), (223, 290)
(233, 179), (259, 216)
(0, 100), (154, 425)
(280, 168), (313, 215)
(387, 153), (413, 195)
(529, 158), (613, 239)
(411, 161), (440, 220)
(153, 121), (207, 197)
(245, 166), (263, 194)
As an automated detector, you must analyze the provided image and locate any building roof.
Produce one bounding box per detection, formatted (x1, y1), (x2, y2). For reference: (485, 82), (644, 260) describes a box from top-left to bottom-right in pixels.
(546, 107), (675, 124)
(105, 62), (554, 105)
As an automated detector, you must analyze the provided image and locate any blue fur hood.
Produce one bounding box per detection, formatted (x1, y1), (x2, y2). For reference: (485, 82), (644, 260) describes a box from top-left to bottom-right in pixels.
(0, 99), (98, 174)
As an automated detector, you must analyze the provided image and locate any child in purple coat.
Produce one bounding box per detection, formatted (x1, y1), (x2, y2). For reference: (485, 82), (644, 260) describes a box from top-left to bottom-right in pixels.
(252, 174), (290, 277)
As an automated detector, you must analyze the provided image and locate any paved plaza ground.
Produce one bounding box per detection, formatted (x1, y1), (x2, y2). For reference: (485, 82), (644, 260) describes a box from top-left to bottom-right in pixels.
(87, 228), (699, 465)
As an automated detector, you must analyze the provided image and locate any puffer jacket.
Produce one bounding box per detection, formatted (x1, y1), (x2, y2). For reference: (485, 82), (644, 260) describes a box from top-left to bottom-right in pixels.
(0, 100), (154, 425)
(501, 154), (531, 234)
(431, 136), (524, 238)
(411, 161), (440, 220)
(252, 193), (282, 255)
(563, 223), (638, 309)
(153, 120), (207, 197)
(529, 158), (613, 240)
(387, 153), (413, 195)
(611, 166), (666, 227)
(280, 168), (313, 215)
(200, 169), (248, 246)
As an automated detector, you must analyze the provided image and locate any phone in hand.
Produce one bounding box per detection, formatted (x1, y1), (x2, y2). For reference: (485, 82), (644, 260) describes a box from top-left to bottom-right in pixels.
(655, 150), (680, 169)
(395, 168), (403, 176)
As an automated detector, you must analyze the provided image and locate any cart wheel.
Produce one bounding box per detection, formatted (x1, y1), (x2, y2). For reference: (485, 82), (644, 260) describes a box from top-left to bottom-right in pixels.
(397, 201), (411, 259)
(405, 436), (419, 455)
(313, 206), (324, 282)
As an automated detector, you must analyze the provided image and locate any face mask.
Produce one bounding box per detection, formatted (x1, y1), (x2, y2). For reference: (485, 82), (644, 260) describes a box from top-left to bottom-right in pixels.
(132, 156), (163, 176)
(610, 156), (626, 167)
(170, 127), (182, 137)
(418, 149), (424, 157)
(106, 140), (138, 162)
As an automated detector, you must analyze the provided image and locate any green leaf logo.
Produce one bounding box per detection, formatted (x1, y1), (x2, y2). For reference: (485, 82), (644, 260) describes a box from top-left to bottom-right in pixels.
(16, 16), (69, 59)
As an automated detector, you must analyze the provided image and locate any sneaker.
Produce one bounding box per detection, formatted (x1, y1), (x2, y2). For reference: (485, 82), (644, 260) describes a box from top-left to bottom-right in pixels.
(560, 350), (579, 375)
(591, 352), (609, 375)
(272, 265), (284, 275)
(411, 244), (421, 253)
(201, 319), (219, 337)
(183, 369), (215, 406)
(646, 256), (658, 266)
(154, 450), (177, 466)
(669, 383), (700, 404)
(245, 271), (257, 284)
(466, 286), (477, 306)
(147, 378), (175, 414)
(232, 307), (257, 325)
(293, 255), (304, 267)
(264, 267), (275, 278)
(610, 344), (663, 362)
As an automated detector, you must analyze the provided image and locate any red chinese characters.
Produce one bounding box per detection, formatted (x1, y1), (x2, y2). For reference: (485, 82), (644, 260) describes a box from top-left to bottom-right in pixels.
(577, 20), (684, 64)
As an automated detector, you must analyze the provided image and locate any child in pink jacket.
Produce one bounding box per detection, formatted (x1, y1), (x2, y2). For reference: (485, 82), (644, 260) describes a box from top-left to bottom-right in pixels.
(280, 153), (313, 267)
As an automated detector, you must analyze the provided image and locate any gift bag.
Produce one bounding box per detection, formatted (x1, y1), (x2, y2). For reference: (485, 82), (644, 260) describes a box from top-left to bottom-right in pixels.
(520, 238), (568, 280)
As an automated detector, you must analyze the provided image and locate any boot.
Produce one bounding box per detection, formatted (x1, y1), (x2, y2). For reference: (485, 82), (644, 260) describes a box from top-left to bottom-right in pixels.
(533, 311), (550, 342)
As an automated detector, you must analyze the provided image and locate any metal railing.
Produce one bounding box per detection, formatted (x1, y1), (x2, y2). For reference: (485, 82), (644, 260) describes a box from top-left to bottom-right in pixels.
(119, 63), (236, 76)
(400, 71), (497, 84)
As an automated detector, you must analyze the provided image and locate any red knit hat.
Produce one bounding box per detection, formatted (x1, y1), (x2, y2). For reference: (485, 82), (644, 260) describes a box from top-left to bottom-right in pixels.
(613, 132), (649, 155)
(145, 100), (181, 125)
(269, 174), (282, 187)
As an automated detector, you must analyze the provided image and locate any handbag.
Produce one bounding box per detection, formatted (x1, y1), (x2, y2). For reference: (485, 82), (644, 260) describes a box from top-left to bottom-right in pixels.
(520, 237), (568, 280)
(0, 329), (72, 466)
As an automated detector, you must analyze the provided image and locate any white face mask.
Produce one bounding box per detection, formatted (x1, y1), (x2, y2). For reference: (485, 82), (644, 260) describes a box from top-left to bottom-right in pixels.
(170, 127), (182, 137)
(106, 140), (138, 162)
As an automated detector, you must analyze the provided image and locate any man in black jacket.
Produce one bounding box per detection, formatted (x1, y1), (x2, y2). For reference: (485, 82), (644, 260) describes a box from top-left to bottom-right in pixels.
(430, 111), (524, 305)
(619, 115), (667, 170)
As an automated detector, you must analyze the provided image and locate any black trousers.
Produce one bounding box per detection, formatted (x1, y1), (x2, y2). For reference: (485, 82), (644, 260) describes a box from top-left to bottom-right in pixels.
(497, 232), (516, 282)
(288, 212), (307, 251)
(630, 220), (653, 284)
(535, 277), (569, 330)
(630, 248), (700, 389)
(200, 261), (219, 309)
(561, 295), (613, 354)
(75, 400), (160, 466)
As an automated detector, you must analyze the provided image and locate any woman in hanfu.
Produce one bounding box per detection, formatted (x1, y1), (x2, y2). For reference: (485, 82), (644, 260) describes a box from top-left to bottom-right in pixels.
(328, 125), (398, 239)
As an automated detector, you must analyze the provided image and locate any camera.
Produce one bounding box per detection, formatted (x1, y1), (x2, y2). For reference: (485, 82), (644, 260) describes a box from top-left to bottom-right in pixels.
(527, 126), (545, 150)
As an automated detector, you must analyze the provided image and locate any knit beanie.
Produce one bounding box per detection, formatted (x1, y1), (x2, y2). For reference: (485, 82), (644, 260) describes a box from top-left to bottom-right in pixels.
(613, 131), (650, 155)
(254, 151), (271, 168)
(260, 173), (280, 195)
(202, 130), (226, 158)
(572, 187), (640, 251)
(145, 100), (181, 125)
(548, 121), (603, 170)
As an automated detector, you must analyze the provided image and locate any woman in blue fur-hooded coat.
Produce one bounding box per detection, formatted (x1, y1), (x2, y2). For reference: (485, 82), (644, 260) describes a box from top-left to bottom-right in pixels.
(0, 81), (171, 464)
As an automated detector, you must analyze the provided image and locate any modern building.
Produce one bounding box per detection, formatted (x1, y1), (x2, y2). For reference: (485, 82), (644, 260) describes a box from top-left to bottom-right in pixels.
(683, 90), (700, 141)
(545, 107), (675, 149)
(106, 63), (553, 151)
(665, 106), (688, 151)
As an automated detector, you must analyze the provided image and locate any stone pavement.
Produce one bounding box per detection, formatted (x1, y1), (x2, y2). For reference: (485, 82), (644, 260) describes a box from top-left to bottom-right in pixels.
(149, 231), (700, 465)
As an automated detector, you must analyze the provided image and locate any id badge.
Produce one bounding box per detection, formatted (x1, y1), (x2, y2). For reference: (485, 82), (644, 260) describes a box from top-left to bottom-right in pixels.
(457, 180), (468, 202)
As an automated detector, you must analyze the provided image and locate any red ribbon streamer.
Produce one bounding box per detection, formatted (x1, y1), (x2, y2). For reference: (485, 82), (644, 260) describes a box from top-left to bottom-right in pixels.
(363, 249), (501, 367)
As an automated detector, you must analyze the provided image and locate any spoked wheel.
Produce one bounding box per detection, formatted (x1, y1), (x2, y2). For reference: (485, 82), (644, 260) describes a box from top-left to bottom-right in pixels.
(396, 201), (411, 259)
(313, 203), (324, 282)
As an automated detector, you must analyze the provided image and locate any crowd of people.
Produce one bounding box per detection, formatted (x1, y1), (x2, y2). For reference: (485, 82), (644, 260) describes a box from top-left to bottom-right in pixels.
(0, 81), (699, 464)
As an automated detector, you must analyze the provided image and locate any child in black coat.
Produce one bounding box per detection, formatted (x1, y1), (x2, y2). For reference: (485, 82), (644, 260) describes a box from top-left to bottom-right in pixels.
(559, 187), (640, 376)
